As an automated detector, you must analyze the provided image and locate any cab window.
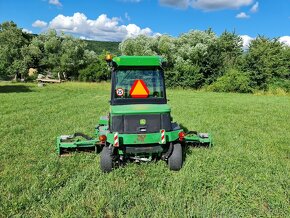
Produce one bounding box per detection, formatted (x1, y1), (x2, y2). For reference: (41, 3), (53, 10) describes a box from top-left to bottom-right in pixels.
(114, 69), (165, 99)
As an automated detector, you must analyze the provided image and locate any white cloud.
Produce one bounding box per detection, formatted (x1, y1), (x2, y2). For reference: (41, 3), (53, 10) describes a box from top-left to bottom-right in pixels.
(32, 20), (48, 28)
(239, 35), (290, 49)
(80, 36), (91, 40)
(22, 28), (33, 34)
(125, 24), (152, 37)
(49, 0), (62, 7)
(279, 36), (290, 46)
(236, 12), (250, 19)
(250, 2), (259, 13)
(153, 32), (162, 37)
(160, 0), (253, 10)
(48, 13), (153, 41)
(192, 0), (253, 10)
(240, 35), (254, 49)
(160, 0), (190, 8)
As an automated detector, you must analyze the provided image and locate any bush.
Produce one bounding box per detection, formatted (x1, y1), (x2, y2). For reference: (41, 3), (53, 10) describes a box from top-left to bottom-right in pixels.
(243, 37), (289, 90)
(207, 69), (252, 93)
(79, 63), (109, 82)
(268, 78), (290, 92)
(78, 56), (110, 82)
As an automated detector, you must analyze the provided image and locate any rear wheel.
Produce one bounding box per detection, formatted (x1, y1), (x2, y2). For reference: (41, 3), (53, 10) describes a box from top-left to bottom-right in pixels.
(100, 146), (113, 172)
(168, 143), (183, 171)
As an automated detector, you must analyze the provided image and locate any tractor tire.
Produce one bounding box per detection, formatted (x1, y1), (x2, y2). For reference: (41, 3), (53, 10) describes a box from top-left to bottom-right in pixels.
(100, 146), (113, 173)
(168, 143), (183, 171)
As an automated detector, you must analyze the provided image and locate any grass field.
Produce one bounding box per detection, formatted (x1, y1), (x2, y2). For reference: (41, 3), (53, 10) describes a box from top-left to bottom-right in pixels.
(0, 82), (289, 217)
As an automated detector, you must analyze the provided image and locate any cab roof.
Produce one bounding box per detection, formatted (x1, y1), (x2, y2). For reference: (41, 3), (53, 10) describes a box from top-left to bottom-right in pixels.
(112, 56), (165, 67)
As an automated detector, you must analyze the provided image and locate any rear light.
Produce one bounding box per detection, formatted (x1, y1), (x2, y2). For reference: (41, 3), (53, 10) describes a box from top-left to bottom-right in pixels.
(99, 135), (107, 142)
(179, 131), (185, 141)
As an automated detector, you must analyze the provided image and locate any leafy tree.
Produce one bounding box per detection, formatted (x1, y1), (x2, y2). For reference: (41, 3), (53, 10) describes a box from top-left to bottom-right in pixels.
(40, 30), (62, 75)
(20, 37), (44, 72)
(60, 35), (87, 78)
(217, 31), (243, 68)
(119, 35), (156, 56)
(281, 45), (290, 79)
(119, 30), (243, 88)
(21, 30), (88, 79)
(156, 35), (176, 68)
(78, 52), (110, 82)
(120, 31), (289, 92)
(0, 21), (30, 79)
(173, 30), (219, 87)
(244, 36), (289, 89)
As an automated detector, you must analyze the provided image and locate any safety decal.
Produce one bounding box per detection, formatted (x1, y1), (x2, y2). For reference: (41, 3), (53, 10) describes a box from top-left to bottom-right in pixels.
(116, 88), (124, 96)
(129, 79), (150, 98)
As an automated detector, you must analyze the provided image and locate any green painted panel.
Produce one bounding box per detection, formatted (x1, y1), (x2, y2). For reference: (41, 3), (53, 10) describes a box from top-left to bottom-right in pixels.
(99, 118), (108, 125)
(113, 56), (165, 67)
(111, 104), (171, 115)
(107, 130), (181, 145)
(184, 133), (213, 146)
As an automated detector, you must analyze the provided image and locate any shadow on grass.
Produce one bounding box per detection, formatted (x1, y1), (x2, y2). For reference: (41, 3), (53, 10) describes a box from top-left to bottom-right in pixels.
(179, 124), (189, 132)
(0, 85), (33, 93)
(59, 147), (98, 156)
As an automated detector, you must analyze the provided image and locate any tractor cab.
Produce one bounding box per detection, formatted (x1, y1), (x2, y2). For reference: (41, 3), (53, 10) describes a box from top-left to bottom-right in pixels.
(108, 56), (172, 135)
(110, 56), (167, 105)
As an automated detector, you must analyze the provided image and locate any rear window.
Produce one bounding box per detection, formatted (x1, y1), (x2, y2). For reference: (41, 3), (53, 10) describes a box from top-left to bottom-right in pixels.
(114, 69), (165, 99)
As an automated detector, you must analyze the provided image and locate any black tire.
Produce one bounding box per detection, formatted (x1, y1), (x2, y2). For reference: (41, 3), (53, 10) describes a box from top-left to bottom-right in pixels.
(100, 146), (113, 172)
(168, 143), (183, 171)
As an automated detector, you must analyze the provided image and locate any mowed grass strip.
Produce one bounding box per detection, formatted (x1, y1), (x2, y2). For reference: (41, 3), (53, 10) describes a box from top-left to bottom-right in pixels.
(0, 82), (289, 217)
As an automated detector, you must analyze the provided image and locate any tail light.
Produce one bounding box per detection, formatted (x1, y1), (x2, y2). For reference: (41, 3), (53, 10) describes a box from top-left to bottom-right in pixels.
(179, 131), (185, 141)
(99, 135), (107, 142)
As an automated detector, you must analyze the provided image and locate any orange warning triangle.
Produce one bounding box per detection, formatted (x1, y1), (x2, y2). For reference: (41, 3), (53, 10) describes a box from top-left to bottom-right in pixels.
(130, 79), (150, 98)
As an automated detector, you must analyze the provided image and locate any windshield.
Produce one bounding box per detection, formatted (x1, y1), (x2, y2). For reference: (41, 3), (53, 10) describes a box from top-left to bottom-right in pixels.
(114, 69), (165, 99)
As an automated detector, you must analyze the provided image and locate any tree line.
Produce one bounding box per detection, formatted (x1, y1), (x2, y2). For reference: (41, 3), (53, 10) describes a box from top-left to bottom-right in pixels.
(0, 21), (289, 92)
(120, 31), (290, 93)
(0, 21), (110, 82)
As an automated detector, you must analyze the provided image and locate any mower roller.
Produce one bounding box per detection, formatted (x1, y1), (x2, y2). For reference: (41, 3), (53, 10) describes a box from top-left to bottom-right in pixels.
(56, 55), (212, 172)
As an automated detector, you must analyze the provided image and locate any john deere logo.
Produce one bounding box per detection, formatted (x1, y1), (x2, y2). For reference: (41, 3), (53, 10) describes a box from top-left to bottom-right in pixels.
(140, 119), (146, 125)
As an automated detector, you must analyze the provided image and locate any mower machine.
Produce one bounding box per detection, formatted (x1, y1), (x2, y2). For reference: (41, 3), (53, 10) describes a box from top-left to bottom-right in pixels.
(56, 55), (212, 172)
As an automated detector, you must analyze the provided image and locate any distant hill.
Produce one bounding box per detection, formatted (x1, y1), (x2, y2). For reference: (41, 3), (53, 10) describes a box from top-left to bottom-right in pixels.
(84, 40), (120, 55)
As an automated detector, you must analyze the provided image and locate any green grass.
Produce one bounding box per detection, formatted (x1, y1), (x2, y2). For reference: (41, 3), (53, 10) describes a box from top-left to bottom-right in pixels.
(0, 82), (289, 217)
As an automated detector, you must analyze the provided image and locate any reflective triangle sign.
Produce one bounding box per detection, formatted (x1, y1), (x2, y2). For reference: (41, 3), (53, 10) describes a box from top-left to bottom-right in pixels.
(130, 79), (150, 98)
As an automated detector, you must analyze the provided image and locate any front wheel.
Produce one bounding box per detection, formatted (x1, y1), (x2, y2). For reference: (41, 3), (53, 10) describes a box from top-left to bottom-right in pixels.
(168, 143), (183, 171)
(100, 146), (113, 172)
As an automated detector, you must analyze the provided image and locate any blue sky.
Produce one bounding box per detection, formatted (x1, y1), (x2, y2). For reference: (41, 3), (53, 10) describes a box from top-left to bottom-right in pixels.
(0, 0), (289, 45)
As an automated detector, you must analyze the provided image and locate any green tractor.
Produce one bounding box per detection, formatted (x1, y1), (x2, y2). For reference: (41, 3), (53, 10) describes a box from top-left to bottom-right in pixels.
(57, 55), (212, 172)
